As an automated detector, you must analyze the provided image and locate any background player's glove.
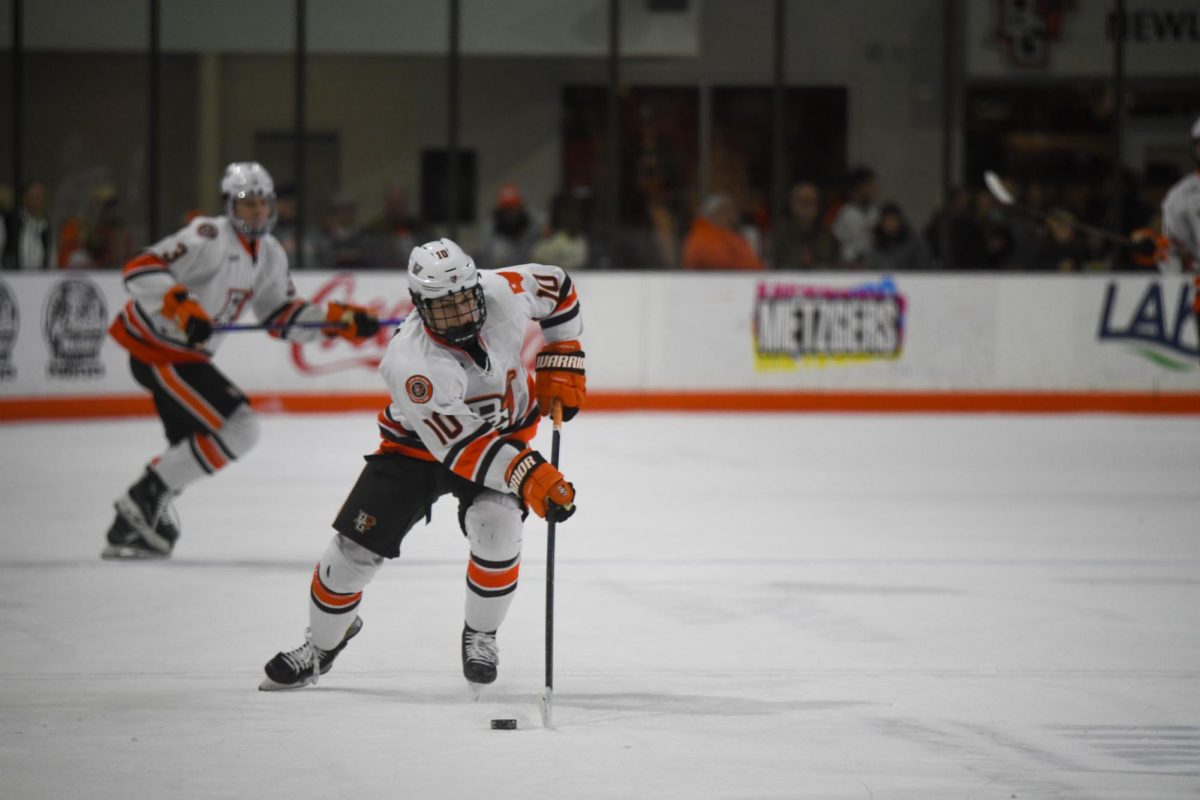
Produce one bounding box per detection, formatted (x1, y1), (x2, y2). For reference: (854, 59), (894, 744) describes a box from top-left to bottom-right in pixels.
(535, 340), (586, 421)
(161, 284), (213, 347)
(324, 302), (381, 342)
(507, 448), (576, 522)
(1128, 228), (1168, 268)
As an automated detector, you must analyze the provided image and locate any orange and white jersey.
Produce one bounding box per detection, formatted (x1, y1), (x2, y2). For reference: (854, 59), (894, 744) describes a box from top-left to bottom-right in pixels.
(109, 215), (325, 364)
(1161, 171), (1200, 273)
(377, 264), (582, 495)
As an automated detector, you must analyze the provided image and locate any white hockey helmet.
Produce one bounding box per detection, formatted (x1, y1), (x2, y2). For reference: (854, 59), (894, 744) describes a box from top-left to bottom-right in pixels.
(221, 161), (277, 238)
(407, 238), (486, 345)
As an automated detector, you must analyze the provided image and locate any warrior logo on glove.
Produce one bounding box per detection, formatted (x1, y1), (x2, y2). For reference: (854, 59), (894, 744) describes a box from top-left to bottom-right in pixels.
(535, 340), (586, 421)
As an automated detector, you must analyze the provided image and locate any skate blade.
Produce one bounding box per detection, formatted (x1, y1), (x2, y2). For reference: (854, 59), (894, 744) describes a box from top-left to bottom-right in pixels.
(258, 675), (317, 692)
(101, 543), (170, 560)
(113, 498), (173, 554)
(467, 681), (488, 701)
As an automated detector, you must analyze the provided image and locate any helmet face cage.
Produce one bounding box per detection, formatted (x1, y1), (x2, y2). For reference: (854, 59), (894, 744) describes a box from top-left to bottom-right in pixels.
(412, 283), (487, 346)
(221, 162), (277, 239)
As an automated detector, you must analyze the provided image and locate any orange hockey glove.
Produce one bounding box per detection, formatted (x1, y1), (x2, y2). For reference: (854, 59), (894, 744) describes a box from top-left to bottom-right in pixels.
(324, 302), (381, 342)
(161, 284), (213, 346)
(1129, 228), (1168, 268)
(506, 448), (576, 522)
(535, 340), (586, 421)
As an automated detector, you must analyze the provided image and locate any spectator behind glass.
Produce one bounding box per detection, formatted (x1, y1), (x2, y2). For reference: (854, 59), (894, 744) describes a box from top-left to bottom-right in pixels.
(974, 189), (1016, 269)
(314, 192), (367, 270)
(362, 186), (430, 271)
(611, 191), (679, 269)
(831, 167), (880, 266)
(272, 184), (316, 269)
(865, 202), (931, 272)
(1032, 209), (1087, 271)
(532, 192), (589, 270)
(681, 193), (764, 271)
(3, 181), (57, 270)
(774, 181), (837, 269)
(923, 186), (986, 269)
(480, 184), (543, 269)
(59, 185), (134, 269)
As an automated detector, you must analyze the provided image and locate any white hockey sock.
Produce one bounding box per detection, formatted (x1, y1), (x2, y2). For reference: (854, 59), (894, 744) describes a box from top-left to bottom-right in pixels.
(464, 551), (520, 633)
(463, 491), (524, 633)
(150, 438), (209, 493)
(309, 535), (382, 651)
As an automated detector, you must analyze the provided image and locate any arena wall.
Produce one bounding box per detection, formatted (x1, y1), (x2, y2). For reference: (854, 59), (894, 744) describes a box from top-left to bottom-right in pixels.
(1, 270), (1197, 420)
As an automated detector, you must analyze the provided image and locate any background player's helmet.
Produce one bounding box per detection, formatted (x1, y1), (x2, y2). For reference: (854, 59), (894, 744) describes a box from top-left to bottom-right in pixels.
(221, 162), (277, 238)
(408, 238), (487, 346)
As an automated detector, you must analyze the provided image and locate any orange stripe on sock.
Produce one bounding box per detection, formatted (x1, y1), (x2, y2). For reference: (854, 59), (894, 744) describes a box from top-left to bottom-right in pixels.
(467, 560), (520, 590)
(194, 433), (228, 471)
(310, 567), (362, 607)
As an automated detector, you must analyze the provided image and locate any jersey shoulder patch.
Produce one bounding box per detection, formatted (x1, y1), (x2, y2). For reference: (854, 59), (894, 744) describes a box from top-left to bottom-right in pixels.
(405, 374), (433, 404)
(196, 222), (219, 240)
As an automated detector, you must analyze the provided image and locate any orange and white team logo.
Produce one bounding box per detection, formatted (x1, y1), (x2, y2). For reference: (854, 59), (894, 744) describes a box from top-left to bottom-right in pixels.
(406, 375), (433, 404)
(354, 510), (377, 533)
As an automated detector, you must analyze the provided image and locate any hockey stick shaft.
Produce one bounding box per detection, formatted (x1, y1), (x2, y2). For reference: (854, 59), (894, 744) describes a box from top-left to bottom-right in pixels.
(214, 316), (404, 333)
(983, 171), (1137, 247)
(541, 401), (563, 728)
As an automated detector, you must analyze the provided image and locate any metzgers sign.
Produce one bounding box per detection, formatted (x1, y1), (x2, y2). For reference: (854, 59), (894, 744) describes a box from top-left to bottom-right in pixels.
(1097, 278), (1198, 371)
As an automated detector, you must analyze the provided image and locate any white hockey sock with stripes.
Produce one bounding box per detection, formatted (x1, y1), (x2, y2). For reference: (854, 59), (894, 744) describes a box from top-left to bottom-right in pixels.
(309, 536), (382, 651)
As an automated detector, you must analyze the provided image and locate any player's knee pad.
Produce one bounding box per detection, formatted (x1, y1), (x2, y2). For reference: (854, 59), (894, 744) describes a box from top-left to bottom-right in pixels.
(216, 404), (260, 459)
(319, 534), (384, 593)
(464, 491), (523, 561)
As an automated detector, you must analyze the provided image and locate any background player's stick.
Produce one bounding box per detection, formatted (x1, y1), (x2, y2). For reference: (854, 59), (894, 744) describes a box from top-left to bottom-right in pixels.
(983, 171), (1142, 248)
(539, 400), (564, 729)
(214, 317), (404, 333)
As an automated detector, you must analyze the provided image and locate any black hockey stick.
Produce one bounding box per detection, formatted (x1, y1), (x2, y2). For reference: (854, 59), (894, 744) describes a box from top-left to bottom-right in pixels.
(214, 316), (404, 333)
(539, 400), (564, 728)
(983, 171), (1144, 248)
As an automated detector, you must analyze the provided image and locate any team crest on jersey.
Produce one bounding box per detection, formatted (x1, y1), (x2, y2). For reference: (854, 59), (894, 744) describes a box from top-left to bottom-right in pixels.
(406, 374), (433, 404)
(197, 223), (219, 239)
(0, 278), (18, 380)
(353, 510), (377, 533)
(42, 277), (107, 378)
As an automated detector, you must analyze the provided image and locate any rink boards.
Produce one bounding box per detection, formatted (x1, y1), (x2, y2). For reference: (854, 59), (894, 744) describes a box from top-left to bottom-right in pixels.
(0, 270), (1197, 418)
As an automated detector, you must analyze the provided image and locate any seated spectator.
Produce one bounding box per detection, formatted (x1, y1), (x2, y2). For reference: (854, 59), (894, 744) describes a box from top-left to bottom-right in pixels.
(774, 181), (837, 269)
(681, 194), (764, 271)
(1032, 209), (1087, 271)
(59, 185), (134, 269)
(271, 184), (316, 269)
(831, 167), (880, 266)
(924, 186), (985, 269)
(532, 192), (589, 270)
(974, 189), (1015, 269)
(480, 184), (542, 268)
(3, 181), (56, 270)
(611, 192), (679, 269)
(362, 185), (430, 270)
(314, 192), (367, 270)
(865, 202), (931, 272)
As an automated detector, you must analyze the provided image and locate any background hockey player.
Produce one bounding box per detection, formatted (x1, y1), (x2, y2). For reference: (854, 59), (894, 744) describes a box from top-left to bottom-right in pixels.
(260, 238), (584, 693)
(103, 162), (380, 559)
(1160, 116), (1200, 274)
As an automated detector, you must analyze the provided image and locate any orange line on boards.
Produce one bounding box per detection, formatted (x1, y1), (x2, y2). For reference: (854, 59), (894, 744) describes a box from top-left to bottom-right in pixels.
(2, 391), (1199, 422)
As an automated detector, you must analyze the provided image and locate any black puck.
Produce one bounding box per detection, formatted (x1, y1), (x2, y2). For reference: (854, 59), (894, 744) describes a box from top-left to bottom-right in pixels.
(490, 718), (518, 730)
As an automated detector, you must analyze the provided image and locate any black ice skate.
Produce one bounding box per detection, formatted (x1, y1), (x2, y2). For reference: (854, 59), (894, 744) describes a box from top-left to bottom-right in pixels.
(462, 624), (499, 693)
(101, 469), (180, 560)
(259, 616), (364, 691)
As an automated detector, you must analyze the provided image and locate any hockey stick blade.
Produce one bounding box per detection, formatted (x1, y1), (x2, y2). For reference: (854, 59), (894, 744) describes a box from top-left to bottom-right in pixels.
(215, 316), (404, 333)
(983, 170), (1015, 205)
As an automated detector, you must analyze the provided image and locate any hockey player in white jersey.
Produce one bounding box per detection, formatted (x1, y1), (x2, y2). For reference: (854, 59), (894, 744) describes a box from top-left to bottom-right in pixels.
(1160, 116), (1200, 274)
(259, 238), (584, 692)
(102, 162), (380, 559)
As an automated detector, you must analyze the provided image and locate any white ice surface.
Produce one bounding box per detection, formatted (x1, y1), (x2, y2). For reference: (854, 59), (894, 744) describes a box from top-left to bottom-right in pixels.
(1, 412), (1199, 799)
